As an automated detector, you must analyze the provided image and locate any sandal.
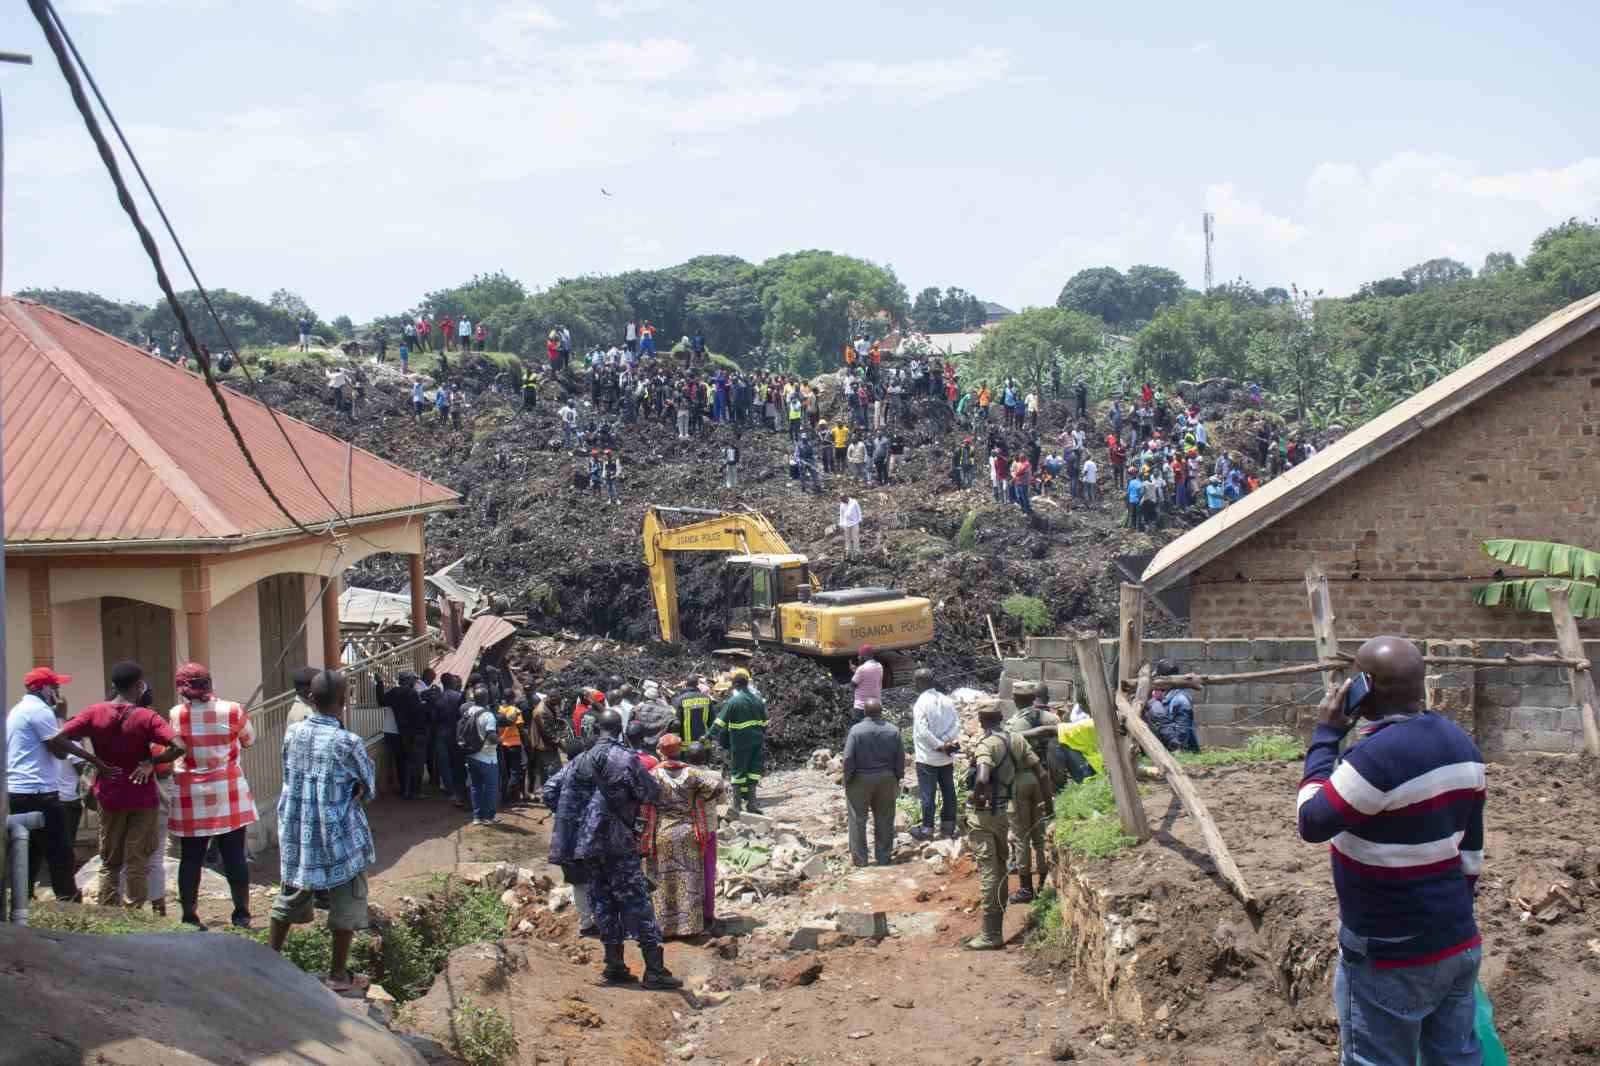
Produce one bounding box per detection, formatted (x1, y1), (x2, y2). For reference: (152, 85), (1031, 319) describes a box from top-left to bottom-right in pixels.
(322, 972), (371, 995)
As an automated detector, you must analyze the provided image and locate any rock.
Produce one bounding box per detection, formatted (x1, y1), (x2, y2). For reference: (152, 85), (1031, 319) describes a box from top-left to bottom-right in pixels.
(1094, 1033), (1119, 1050)
(763, 954), (823, 990)
(799, 855), (829, 880)
(499, 888), (521, 907)
(366, 983), (396, 1004)
(677, 1044), (698, 1060)
(891, 997), (914, 1009)
(738, 811), (776, 833)
(516, 919), (535, 933)
(548, 885), (574, 912)
(836, 911), (890, 939)
(690, 987), (733, 1008)
(847, 1030), (872, 1040)
(827, 756), (844, 776)
(1508, 865), (1584, 922)
(706, 937), (740, 959)
(809, 748), (833, 769)
(1048, 1035), (1077, 1061)
(817, 932), (852, 951)
(788, 927), (825, 951)
(718, 915), (760, 936)
(455, 861), (518, 890)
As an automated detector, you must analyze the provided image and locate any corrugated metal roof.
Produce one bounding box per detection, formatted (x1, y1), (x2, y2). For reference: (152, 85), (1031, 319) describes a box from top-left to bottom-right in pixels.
(1, 299), (459, 546)
(1141, 290), (1600, 592)
(430, 614), (518, 684)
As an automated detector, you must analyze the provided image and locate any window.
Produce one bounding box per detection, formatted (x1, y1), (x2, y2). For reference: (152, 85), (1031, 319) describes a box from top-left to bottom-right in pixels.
(752, 567), (772, 609)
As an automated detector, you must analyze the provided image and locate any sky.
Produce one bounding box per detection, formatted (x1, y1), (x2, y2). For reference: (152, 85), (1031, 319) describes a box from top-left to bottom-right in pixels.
(3, 0), (1599, 323)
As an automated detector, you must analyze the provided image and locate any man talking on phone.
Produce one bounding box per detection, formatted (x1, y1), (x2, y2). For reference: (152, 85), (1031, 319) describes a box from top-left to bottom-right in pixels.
(1297, 636), (1486, 1066)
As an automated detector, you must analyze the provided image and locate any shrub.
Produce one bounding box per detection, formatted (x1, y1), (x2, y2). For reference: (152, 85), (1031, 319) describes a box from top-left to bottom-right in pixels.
(1025, 888), (1071, 950)
(451, 997), (518, 1066)
(1054, 776), (1137, 861)
(956, 509), (978, 550)
(1000, 593), (1052, 635)
(1176, 730), (1302, 767)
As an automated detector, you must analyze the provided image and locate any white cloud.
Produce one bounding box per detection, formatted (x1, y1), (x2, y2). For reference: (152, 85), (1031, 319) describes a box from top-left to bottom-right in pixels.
(476, 4), (565, 60)
(595, 0), (668, 19)
(1191, 41), (1214, 54)
(563, 38), (697, 81)
(822, 47), (1014, 99)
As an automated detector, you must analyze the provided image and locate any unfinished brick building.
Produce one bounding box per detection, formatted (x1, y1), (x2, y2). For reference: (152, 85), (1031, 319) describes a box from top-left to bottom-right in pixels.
(1142, 291), (1600, 641)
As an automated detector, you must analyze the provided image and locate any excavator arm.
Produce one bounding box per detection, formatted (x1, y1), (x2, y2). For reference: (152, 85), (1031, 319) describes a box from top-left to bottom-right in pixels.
(642, 505), (813, 643)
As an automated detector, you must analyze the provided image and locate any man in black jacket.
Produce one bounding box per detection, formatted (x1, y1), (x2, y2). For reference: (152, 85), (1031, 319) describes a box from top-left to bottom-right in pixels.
(375, 671), (431, 800)
(435, 674), (469, 807)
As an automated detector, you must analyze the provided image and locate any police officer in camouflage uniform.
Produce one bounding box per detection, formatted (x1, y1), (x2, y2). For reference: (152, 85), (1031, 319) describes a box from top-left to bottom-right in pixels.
(964, 703), (1042, 951)
(545, 709), (683, 989)
(1005, 681), (1062, 903)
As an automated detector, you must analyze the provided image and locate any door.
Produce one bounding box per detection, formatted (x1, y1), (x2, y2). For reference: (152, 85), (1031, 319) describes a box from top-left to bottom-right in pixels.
(751, 566), (779, 642)
(258, 573), (309, 700)
(101, 598), (177, 711)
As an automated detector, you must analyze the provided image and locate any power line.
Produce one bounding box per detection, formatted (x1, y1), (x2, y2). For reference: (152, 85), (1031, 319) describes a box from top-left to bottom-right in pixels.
(28, 0), (342, 536)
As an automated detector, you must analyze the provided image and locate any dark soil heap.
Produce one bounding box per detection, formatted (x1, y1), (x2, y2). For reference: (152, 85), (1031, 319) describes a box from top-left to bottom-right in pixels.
(237, 357), (1290, 761)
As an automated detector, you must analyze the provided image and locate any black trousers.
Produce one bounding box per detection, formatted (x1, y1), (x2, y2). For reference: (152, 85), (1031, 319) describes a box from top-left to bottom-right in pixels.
(178, 828), (249, 921)
(8, 791), (77, 900)
(401, 734), (428, 798)
(383, 733), (407, 795)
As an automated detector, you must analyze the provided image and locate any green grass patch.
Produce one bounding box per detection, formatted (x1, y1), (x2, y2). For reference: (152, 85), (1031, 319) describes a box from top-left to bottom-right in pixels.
(1000, 593), (1052, 635)
(29, 901), (193, 936)
(956, 508), (978, 550)
(1175, 731), (1302, 768)
(1025, 887), (1071, 950)
(243, 345), (523, 378)
(1054, 775), (1138, 861)
(451, 997), (519, 1066)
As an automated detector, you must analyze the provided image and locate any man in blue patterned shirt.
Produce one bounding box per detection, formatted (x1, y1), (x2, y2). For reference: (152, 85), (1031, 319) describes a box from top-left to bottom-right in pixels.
(269, 670), (377, 994)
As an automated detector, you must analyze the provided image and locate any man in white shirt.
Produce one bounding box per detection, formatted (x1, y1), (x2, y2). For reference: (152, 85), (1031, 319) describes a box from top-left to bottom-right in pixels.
(6, 667), (107, 901)
(837, 494), (862, 557)
(909, 668), (960, 840)
(459, 317), (472, 350)
(559, 402), (577, 449)
(1081, 456), (1098, 502)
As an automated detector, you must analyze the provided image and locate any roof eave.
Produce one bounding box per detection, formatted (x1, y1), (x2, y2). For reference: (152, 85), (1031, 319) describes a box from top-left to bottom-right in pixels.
(3, 499), (462, 557)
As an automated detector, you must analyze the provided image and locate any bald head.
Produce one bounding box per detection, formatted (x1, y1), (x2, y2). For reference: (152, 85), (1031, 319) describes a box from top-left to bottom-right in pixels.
(861, 698), (883, 719)
(913, 667), (934, 692)
(595, 709), (623, 737)
(1354, 636), (1426, 714)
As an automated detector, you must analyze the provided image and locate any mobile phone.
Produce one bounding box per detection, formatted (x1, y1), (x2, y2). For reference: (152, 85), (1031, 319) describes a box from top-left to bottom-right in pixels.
(1343, 672), (1373, 717)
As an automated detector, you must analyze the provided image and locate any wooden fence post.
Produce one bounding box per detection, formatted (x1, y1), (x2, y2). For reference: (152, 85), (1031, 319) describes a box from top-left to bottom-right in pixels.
(1118, 583), (1145, 768)
(1116, 665), (1259, 911)
(1073, 634), (1150, 842)
(1546, 586), (1600, 758)
(1304, 563), (1339, 698)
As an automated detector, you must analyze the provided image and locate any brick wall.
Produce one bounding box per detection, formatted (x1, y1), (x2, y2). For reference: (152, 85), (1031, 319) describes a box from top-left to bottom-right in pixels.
(1007, 636), (1599, 759)
(1187, 332), (1600, 639)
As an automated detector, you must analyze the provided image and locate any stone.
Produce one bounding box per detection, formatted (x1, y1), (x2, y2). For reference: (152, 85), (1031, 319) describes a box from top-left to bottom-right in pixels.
(810, 748), (833, 769)
(817, 931), (852, 951)
(799, 855), (829, 880)
(1048, 1036), (1077, 1061)
(738, 811), (776, 833)
(719, 915), (760, 936)
(366, 983), (396, 1004)
(548, 885), (574, 912)
(1508, 865), (1584, 922)
(763, 954), (823, 989)
(499, 888), (521, 907)
(891, 997), (914, 1009)
(788, 926), (825, 950)
(455, 861), (518, 890)
(836, 911), (890, 939)
(516, 919), (535, 933)
(691, 988), (732, 1008)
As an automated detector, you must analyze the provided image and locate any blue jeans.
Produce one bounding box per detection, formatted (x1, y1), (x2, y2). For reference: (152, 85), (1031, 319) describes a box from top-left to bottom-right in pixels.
(467, 758), (500, 822)
(1333, 927), (1482, 1066)
(431, 735), (454, 796)
(915, 762), (957, 831)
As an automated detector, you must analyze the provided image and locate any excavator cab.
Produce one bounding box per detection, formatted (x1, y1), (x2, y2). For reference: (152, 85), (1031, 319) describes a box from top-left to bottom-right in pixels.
(724, 554), (813, 645)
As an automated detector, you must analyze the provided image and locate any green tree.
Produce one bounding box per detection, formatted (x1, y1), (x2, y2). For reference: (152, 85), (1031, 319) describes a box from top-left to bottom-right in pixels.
(911, 286), (985, 332)
(138, 288), (301, 349)
(420, 271), (530, 326)
(971, 306), (1101, 390)
(1401, 257), (1473, 291)
(1523, 219), (1600, 302)
(1246, 286), (1328, 421)
(1123, 265), (1189, 324)
(16, 287), (147, 339)
(268, 288), (315, 318)
(1351, 276), (1415, 302)
(1133, 292), (1269, 382)
(758, 251), (907, 377)
(911, 286), (943, 330)
(485, 275), (631, 358)
(1480, 251), (1517, 277)
(1056, 266), (1130, 327)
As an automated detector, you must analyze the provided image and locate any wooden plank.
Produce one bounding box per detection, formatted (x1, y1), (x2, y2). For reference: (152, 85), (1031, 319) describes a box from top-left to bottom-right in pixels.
(1305, 563), (1340, 697)
(986, 613), (1004, 662)
(1073, 634), (1150, 842)
(1116, 666), (1259, 911)
(1117, 583), (1145, 772)
(1546, 586), (1600, 758)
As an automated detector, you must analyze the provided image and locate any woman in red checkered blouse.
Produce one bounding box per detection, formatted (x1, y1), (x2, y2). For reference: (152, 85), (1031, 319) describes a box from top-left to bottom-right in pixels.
(169, 662), (259, 928)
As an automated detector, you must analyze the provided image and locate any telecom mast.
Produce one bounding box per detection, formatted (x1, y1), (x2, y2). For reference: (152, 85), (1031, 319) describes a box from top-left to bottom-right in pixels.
(1202, 211), (1215, 292)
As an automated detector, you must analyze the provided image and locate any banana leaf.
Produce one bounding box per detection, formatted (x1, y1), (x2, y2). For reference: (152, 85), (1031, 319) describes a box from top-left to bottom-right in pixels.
(1474, 578), (1600, 618)
(1480, 538), (1600, 582)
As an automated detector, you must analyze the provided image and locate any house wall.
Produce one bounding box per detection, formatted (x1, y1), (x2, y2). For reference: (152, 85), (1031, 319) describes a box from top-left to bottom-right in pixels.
(52, 599), (107, 710)
(1187, 333), (1600, 639)
(4, 569), (31, 708)
(208, 583), (263, 703)
(1005, 636), (1597, 759)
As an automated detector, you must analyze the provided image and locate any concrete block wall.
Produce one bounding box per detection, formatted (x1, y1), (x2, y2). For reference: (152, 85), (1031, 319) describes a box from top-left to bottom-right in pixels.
(1007, 636), (1600, 758)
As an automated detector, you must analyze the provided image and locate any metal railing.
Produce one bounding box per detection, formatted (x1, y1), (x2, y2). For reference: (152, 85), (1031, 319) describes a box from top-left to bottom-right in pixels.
(241, 633), (441, 818)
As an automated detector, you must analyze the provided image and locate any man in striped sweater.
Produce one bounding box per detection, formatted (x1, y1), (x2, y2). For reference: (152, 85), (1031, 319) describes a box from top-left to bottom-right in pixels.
(1297, 636), (1486, 1066)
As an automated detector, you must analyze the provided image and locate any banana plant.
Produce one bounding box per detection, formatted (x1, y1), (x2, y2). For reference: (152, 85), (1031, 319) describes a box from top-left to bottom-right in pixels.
(1474, 538), (1600, 618)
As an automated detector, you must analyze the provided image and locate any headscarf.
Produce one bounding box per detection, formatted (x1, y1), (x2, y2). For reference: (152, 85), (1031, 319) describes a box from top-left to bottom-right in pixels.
(175, 661), (213, 702)
(657, 733), (683, 759)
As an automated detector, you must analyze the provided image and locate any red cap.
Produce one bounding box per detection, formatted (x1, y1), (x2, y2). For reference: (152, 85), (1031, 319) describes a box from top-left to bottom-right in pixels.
(23, 667), (72, 688)
(593, 691), (606, 704)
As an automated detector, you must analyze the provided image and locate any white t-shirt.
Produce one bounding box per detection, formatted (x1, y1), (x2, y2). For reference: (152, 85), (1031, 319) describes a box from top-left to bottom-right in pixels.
(911, 688), (958, 767)
(459, 319), (472, 337)
(1083, 459), (1098, 483)
(851, 660), (884, 709)
(468, 707), (500, 764)
(56, 753), (83, 803)
(838, 498), (862, 528)
(5, 694), (61, 794)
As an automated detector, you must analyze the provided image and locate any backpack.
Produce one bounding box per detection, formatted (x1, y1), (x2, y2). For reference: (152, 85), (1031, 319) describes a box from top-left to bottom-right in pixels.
(456, 706), (489, 754)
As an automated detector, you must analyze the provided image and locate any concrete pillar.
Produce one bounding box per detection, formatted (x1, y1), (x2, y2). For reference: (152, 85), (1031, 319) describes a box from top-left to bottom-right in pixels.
(320, 574), (341, 668)
(185, 610), (211, 667)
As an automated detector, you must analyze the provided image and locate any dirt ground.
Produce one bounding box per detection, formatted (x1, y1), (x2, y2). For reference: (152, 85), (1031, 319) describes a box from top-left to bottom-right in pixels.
(1051, 753), (1600, 1066)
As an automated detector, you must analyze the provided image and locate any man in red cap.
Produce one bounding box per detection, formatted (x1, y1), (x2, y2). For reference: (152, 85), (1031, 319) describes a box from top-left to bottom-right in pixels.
(7, 667), (109, 900)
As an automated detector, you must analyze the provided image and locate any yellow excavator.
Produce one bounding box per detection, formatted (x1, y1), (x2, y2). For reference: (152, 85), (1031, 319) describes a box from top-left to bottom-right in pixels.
(642, 505), (933, 681)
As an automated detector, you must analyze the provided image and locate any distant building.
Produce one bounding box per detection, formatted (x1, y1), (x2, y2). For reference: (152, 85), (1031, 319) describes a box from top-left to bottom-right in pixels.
(981, 302), (1015, 327)
(1, 298), (459, 712)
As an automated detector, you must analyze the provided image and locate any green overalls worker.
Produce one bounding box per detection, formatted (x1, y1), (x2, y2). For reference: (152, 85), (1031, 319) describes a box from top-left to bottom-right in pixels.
(712, 670), (768, 815)
(522, 365), (540, 411)
(965, 704), (1042, 951)
(1004, 681), (1061, 903)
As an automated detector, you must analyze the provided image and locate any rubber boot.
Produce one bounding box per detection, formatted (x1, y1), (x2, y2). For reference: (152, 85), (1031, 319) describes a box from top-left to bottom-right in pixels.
(744, 787), (761, 815)
(601, 942), (636, 984)
(641, 944), (684, 990)
(1009, 874), (1035, 905)
(963, 912), (1005, 951)
(728, 786), (743, 819)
